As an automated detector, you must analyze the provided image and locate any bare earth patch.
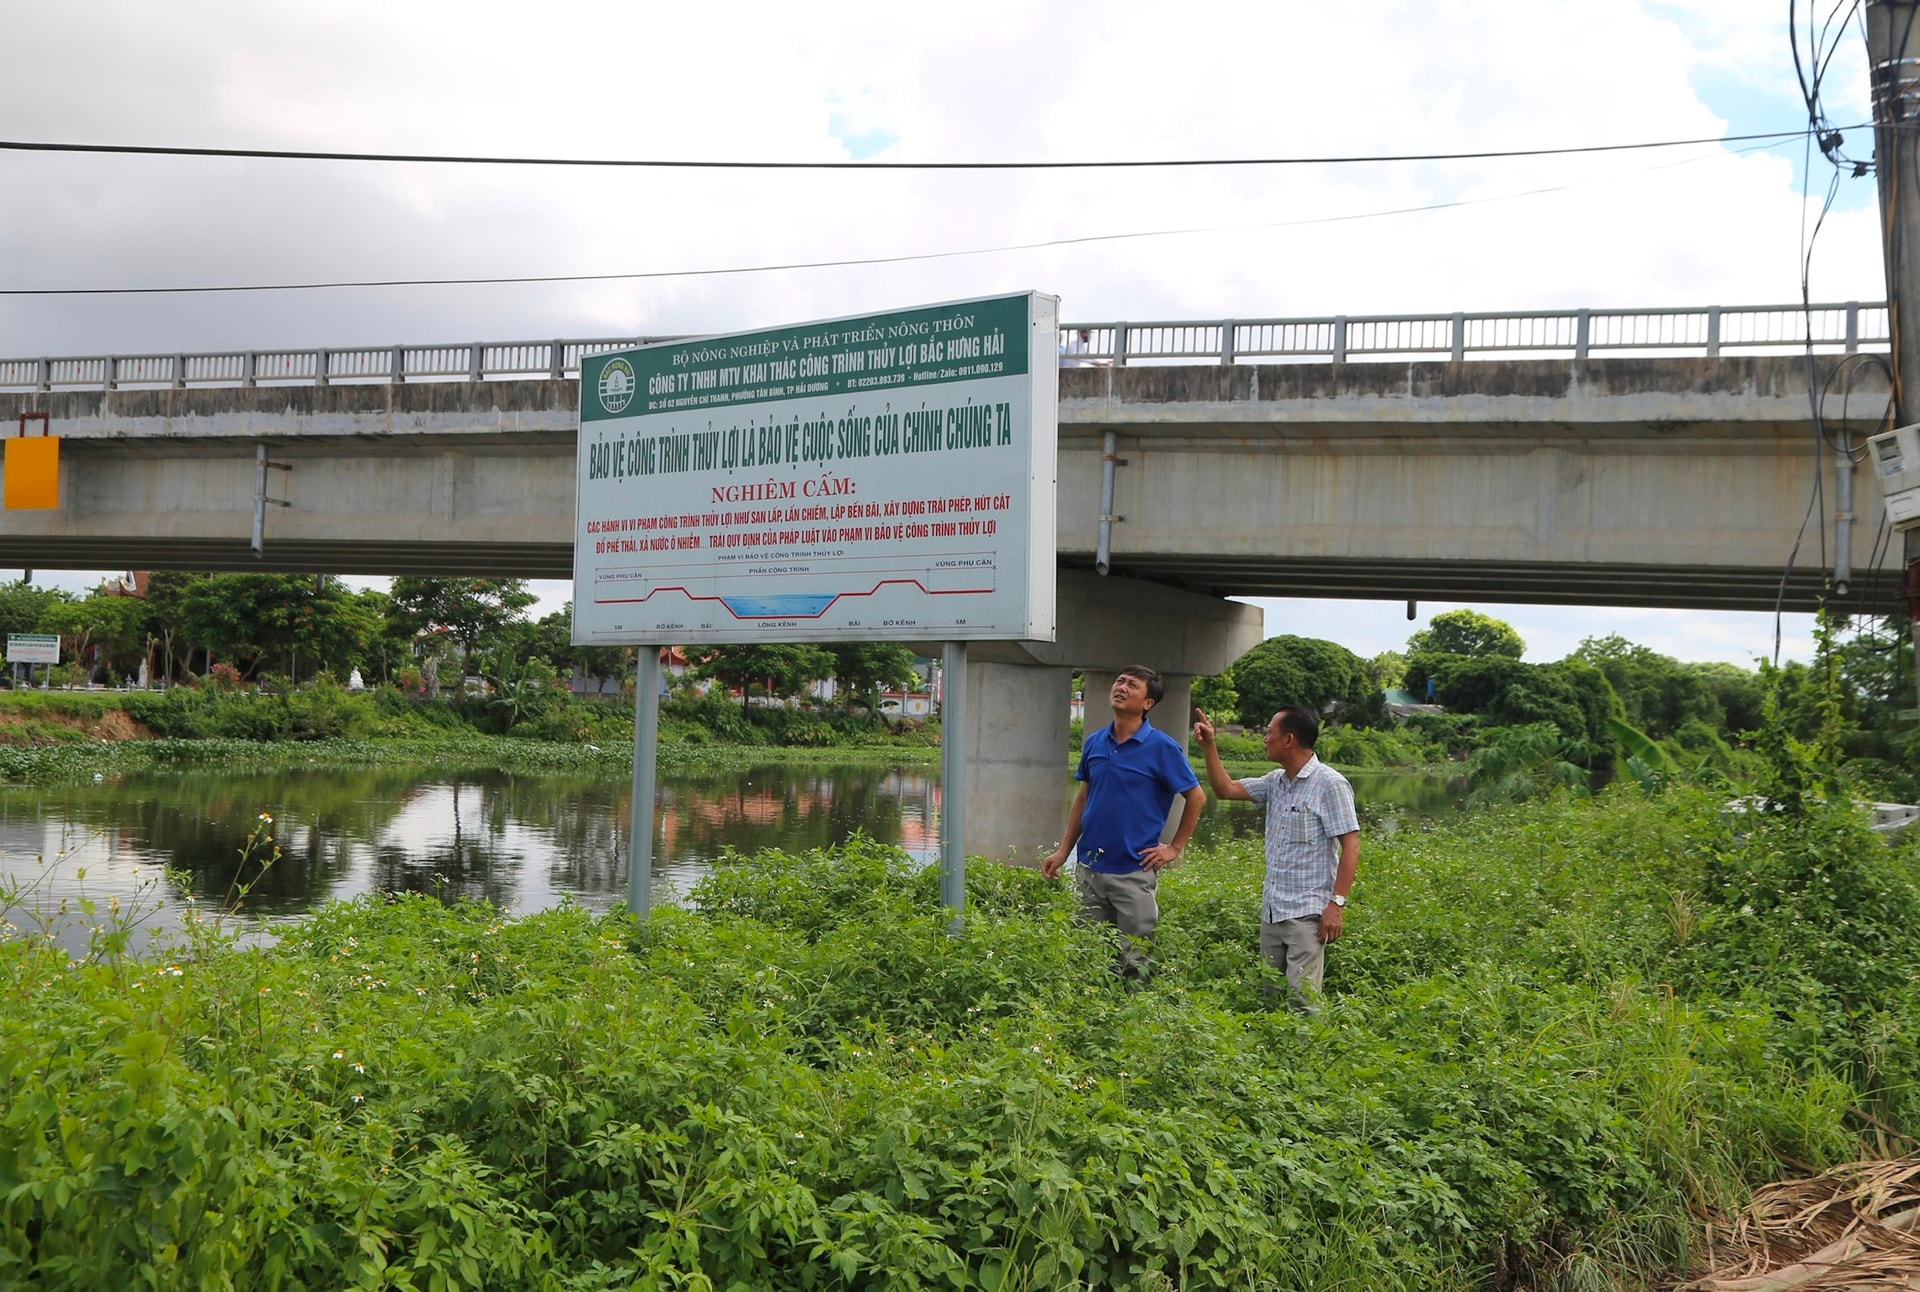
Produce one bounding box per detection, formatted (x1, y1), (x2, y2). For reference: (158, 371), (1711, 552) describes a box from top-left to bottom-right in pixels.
(0, 708), (150, 744)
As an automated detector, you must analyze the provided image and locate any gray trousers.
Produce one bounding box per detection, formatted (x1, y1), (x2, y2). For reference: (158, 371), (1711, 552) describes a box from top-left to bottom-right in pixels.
(1260, 916), (1327, 1013)
(1076, 866), (1158, 980)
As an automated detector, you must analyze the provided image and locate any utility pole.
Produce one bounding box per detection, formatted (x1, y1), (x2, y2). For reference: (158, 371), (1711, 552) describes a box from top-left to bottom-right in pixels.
(1866, 1), (1920, 711)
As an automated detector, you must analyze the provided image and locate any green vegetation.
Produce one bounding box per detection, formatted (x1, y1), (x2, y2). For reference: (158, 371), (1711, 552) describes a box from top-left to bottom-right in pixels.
(1190, 608), (1919, 799)
(0, 731), (940, 788)
(0, 679), (937, 774)
(1406, 607), (1527, 660)
(1226, 634), (1378, 729)
(5, 787), (1917, 1289)
(9, 574), (1916, 805)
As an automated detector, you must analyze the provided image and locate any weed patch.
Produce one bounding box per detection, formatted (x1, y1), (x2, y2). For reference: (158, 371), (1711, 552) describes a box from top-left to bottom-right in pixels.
(2, 793), (1913, 1288)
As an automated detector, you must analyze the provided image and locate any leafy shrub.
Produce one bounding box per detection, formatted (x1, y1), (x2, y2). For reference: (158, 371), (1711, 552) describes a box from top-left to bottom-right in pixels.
(1315, 724), (1433, 769)
(662, 693), (762, 744)
(5, 794), (1912, 1288)
(1465, 722), (1590, 805)
(752, 706), (834, 747)
(1675, 803), (1920, 1116)
(1404, 710), (1482, 758)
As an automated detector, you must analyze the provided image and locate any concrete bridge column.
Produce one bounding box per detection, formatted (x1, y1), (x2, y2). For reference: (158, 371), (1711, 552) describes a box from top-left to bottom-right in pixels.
(946, 572), (1262, 863)
(952, 659), (1073, 865)
(1081, 670), (1117, 737)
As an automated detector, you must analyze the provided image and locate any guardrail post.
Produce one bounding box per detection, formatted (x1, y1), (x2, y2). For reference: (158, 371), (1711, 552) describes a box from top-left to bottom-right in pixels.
(105, 356), (117, 391)
(1450, 312), (1466, 362)
(36, 358), (49, 392)
(1332, 316), (1348, 363)
(550, 340), (565, 381)
(469, 344), (484, 382)
(1705, 307), (1721, 358)
(315, 349), (330, 387)
(1846, 301), (1860, 354)
(1220, 320), (1235, 366)
(173, 354), (186, 389)
(242, 351), (257, 388)
(1574, 309), (1591, 360)
(1112, 323), (1129, 368)
(391, 345), (406, 383)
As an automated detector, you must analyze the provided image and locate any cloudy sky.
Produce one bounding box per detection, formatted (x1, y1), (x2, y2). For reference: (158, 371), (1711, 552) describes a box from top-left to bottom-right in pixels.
(0, 1), (1892, 664)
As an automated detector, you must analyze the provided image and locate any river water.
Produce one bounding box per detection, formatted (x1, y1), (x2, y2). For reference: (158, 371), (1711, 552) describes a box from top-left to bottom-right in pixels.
(0, 760), (1462, 952)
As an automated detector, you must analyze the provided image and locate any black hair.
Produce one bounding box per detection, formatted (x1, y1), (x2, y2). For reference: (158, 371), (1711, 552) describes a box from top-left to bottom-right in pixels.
(1272, 705), (1320, 749)
(1116, 664), (1164, 708)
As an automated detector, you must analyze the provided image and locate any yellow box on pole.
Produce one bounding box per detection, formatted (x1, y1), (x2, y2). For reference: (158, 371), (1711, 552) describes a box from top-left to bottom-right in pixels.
(3, 436), (60, 509)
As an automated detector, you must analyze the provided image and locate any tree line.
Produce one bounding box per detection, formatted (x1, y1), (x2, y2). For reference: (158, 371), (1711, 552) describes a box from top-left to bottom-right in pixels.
(0, 575), (921, 712)
(1196, 608), (1918, 802)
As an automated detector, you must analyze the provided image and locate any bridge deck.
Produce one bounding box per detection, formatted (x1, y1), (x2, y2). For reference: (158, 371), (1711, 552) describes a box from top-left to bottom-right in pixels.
(0, 356), (1896, 612)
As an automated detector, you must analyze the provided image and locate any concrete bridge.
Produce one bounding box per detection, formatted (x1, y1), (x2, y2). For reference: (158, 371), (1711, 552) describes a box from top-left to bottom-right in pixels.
(0, 337), (1895, 612)
(0, 307), (1900, 857)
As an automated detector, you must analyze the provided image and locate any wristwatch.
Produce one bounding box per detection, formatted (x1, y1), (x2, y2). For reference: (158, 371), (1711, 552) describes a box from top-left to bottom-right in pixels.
(1330, 894), (1347, 908)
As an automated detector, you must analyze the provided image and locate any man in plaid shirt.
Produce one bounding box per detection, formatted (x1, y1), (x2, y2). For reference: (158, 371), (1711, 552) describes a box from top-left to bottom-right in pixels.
(1194, 704), (1359, 1013)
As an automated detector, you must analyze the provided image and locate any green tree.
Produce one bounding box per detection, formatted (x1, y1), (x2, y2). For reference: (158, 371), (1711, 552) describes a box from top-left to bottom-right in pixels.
(486, 655), (562, 732)
(178, 574), (373, 681)
(1409, 652), (1620, 772)
(1191, 669), (1239, 726)
(1689, 660), (1766, 737)
(38, 592), (148, 681)
(498, 606), (628, 687)
(388, 578), (537, 661)
(137, 571), (207, 684)
(692, 643), (833, 707)
(1231, 635), (1371, 725)
(1364, 650), (1408, 692)
(501, 608), (574, 670)
(827, 643), (920, 709)
(0, 580), (70, 642)
(1407, 609), (1525, 660)
(1571, 634), (1729, 739)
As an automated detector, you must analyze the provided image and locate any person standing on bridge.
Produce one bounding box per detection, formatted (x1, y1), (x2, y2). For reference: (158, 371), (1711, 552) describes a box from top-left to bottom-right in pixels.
(1194, 705), (1358, 1013)
(1042, 665), (1205, 983)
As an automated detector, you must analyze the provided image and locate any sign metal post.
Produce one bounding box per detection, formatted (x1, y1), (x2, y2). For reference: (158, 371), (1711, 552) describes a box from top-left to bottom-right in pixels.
(628, 647), (661, 918)
(940, 641), (968, 924)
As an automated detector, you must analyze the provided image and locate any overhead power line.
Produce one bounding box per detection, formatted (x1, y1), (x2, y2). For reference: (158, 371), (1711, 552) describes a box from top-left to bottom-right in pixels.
(0, 127), (1840, 171)
(0, 176), (1737, 296)
(0, 136), (1803, 298)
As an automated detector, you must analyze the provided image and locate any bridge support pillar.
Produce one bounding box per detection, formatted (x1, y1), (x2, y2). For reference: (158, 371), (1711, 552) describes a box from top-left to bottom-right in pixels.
(942, 571), (1262, 864)
(953, 660), (1074, 865)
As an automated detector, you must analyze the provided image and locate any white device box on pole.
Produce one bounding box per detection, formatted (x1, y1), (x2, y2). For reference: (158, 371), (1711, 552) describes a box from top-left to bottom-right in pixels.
(571, 292), (1060, 920)
(1868, 422), (1920, 531)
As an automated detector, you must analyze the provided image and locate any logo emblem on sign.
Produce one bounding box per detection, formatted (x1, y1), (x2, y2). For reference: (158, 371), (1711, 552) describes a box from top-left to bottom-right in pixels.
(598, 358), (636, 414)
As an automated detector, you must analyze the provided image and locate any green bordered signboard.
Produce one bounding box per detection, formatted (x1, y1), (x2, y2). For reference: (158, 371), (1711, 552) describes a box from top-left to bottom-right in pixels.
(571, 292), (1058, 645)
(4, 633), (59, 665)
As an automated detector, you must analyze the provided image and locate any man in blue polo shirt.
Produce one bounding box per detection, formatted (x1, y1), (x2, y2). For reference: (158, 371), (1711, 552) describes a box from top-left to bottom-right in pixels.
(1042, 664), (1206, 981)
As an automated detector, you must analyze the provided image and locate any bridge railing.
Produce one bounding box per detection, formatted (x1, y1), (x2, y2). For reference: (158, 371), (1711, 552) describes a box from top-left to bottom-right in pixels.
(1075, 302), (1890, 365)
(0, 304), (1890, 391)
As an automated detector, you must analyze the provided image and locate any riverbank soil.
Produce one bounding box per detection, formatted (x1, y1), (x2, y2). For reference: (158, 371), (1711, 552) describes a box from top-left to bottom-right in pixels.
(0, 706), (146, 744)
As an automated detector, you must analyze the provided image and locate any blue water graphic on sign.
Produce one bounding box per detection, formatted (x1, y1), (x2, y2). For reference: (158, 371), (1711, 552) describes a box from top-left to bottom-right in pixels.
(721, 594), (838, 618)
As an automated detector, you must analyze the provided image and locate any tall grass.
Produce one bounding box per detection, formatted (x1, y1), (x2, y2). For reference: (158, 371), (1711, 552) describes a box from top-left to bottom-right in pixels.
(3, 790), (1915, 1289)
